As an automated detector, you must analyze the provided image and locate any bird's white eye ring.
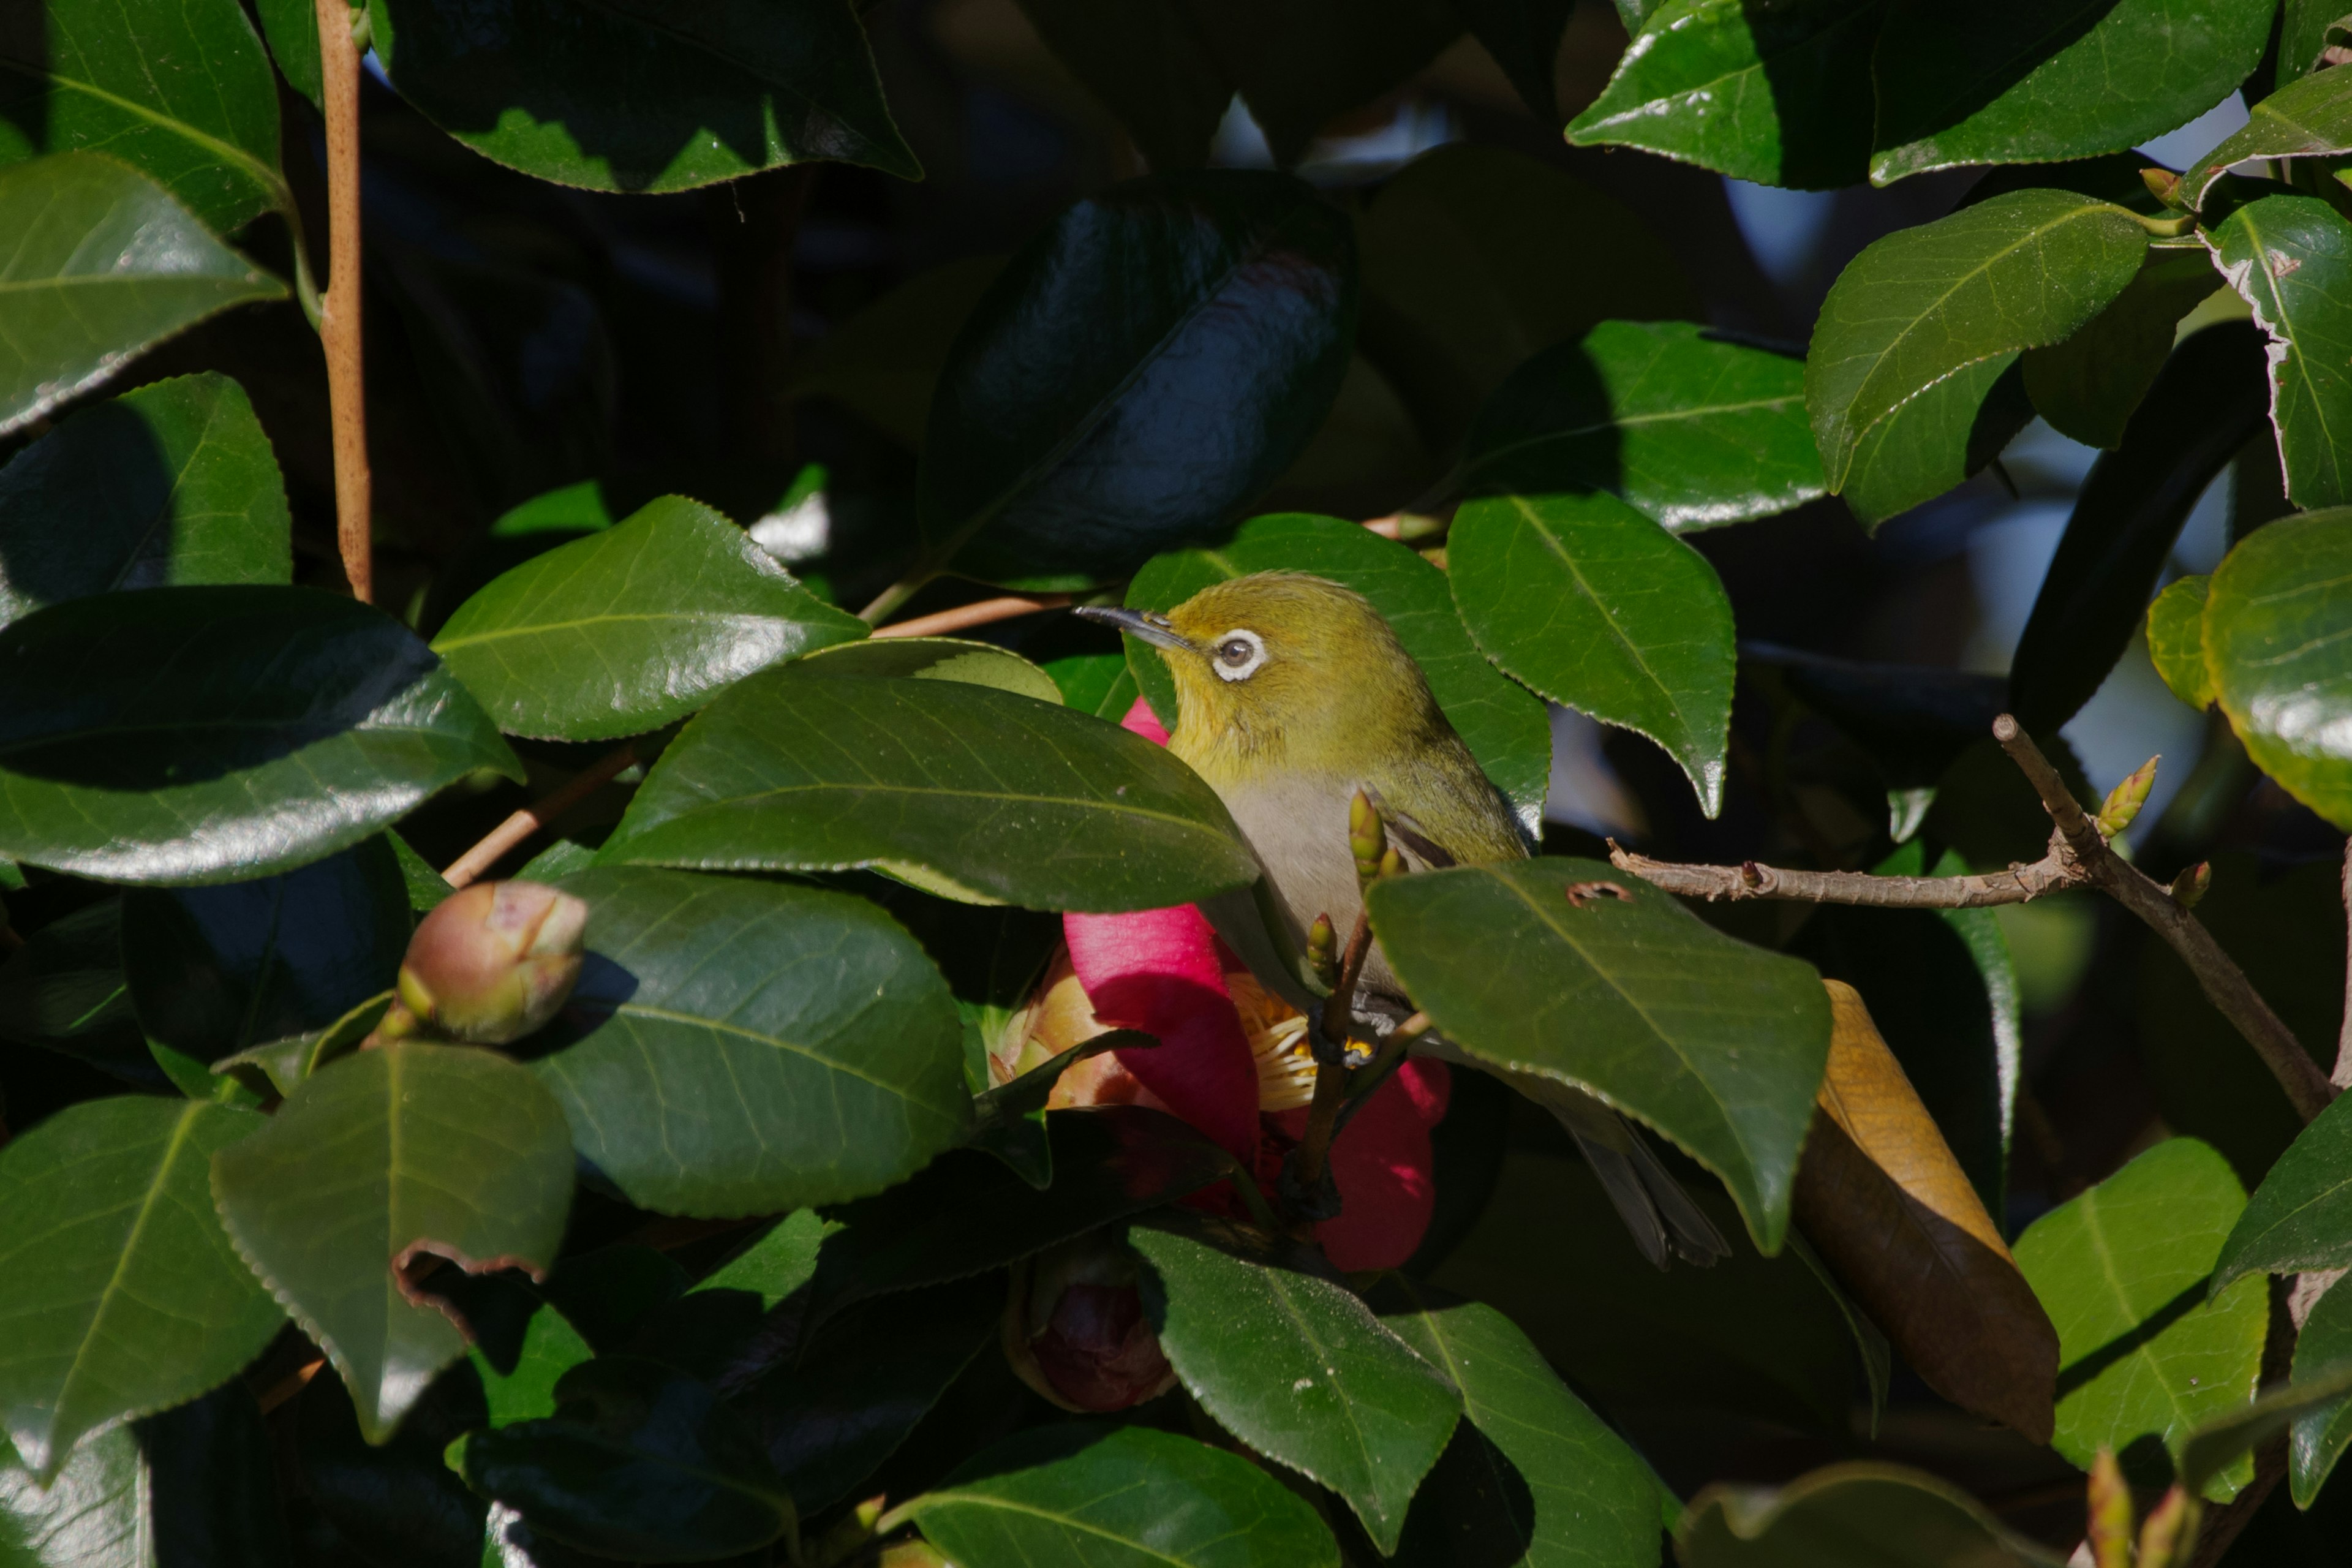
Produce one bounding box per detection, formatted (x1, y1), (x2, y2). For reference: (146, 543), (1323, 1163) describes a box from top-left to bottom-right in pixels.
(1212, 628), (1266, 682)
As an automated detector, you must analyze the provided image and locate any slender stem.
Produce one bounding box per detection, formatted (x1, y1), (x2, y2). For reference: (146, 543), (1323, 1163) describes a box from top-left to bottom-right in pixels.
(1291, 912), (1374, 1206)
(440, 744), (637, 889)
(870, 594), (1072, 641)
(1607, 841), (2071, 908)
(858, 564), (934, 625)
(314, 0), (371, 602)
(2338, 838), (2352, 1091)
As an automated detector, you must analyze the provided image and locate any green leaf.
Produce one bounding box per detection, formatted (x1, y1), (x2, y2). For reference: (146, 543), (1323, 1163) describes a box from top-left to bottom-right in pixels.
(0, 1096), (281, 1482)
(1376, 1281), (1660, 1568)
(1836, 353), (2036, 527)
(1369, 856), (1831, 1251)
(921, 172), (1355, 587)
(2214, 1083), (2352, 1291)
(1869, 0), (2274, 184)
(471, 1303), (592, 1429)
(365, 0), (916, 191)
(0, 154), (285, 438)
(0, 585), (521, 885)
(0, 899), (161, 1090)
(1008, 0), (1229, 170)
(210, 1041), (575, 1442)
(251, 0), (321, 108)
(1129, 1223), (1459, 1553)
(805, 1109), (1234, 1322)
(2022, 249), (2228, 450)
(742, 1273), (1000, 1512)
(598, 668), (1256, 911)
(692, 1209), (837, 1313)
(388, 831), (453, 913)
(1451, 0), (1574, 121)
(0, 0), (287, 233)
(431, 496), (865, 742)
(905, 1423), (1341, 1568)
(1123, 511), (1552, 825)
(2209, 195), (2352, 510)
(2013, 1138), (2266, 1502)
(0, 373), (292, 629)
(1449, 492), (1735, 815)
(458, 1357), (793, 1561)
(122, 837), (408, 1063)
(790, 256), (1006, 451)
(1564, 0), (1881, 189)
(2007, 324), (2271, 735)
(2291, 1276), (2352, 1507)
(2204, 508), (2352, 829)
(1676, 1462), (2068, 1567)
(0, 1423), (155, 1567)
(1042, 650), (1138, 720)
(1461, 320), (1825, 532)
(210, 992), (390, 1104)
(2179, 63), (2352, 210)
(2147, 575), (2214, 710)
(532, 867), (967, 1218)
(1358, 145), (1696, 450)
(1806, 190), (2147, 504)
(798, 636), (1062, 705)
(2176, 1355), (2352, 1498)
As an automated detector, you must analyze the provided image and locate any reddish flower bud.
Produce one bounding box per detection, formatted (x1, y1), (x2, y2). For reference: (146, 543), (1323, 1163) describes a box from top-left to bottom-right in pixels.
(1003, 1235), (1175, 1414)
(386, 880), (588, 1045)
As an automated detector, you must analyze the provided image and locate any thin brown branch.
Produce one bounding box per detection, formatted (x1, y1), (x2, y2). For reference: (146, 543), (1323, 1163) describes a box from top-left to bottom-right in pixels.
(440, 744), (637, 889)
(314, 0), (371, 603)
(1612, 715), (2337, 1124)
(870, 594), (1072, 641)
(1291, 911), (1375, 1210)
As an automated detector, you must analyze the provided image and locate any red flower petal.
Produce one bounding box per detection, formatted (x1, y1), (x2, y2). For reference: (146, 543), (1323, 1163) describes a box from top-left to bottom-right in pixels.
(1314, 1061), (1452, 1272)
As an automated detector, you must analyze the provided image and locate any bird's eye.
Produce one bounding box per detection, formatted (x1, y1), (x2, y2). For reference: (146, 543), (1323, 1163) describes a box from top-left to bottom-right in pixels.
(1212, 628), (1265, 682)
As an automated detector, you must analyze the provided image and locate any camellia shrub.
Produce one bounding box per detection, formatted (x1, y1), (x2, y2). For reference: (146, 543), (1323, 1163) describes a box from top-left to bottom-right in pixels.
(4, 0), (2352, 1564)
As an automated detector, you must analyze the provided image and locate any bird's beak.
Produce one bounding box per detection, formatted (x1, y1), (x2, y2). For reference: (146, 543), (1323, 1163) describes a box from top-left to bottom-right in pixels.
(1073, 605), (1199, 654)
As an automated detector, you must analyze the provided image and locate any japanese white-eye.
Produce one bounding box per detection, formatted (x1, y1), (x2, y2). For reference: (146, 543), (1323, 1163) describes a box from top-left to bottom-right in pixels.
(1081, 573), (1728, 1267)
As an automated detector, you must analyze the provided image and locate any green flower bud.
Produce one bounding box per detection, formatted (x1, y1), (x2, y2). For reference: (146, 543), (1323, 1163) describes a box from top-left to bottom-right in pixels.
(390, 880), (588, 1045)
(2095, 755), (2158, 839)
(1349, 790), (1385, 888)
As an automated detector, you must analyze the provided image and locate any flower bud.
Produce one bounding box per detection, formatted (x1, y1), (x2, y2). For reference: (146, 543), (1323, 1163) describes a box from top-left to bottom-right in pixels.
(1003, 1235), (1175, 1413)
(1305, 912), (1338, 989)
(1349, 790), (1385, 888)
(387, 880), (588, 1045)
(2169, 860), (2212, 910)
(2095, 755), (2158, 839)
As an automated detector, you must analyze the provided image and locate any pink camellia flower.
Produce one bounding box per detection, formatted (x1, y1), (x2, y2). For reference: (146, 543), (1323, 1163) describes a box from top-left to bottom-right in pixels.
(998, 696), (1451, 1276)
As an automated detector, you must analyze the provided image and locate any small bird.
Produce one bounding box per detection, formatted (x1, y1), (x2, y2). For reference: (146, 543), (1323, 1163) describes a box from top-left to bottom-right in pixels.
(1080, 573), (1728, 1268)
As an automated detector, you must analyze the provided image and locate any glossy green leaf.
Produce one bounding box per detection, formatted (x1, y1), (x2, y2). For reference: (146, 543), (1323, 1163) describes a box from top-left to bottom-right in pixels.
(1124, 511), (1551, 825)
(0, 154), (285, 438)
(2008, 323), (2270, 734)
(1806, 190), (2147, 503)
(1043, 651), (1138, 720)
(1870, 0), (2273, 184)
(1676, 1463), (2068, 1567)
(0, 1097), (280, 1482)
(0, 0), (287, 233)
(1450, 492), (1735, 815)
(744, 1273), (999, 1511)
(1370, 856), (1832, 1251)
(250, 0), (321, 108)
(921, 171), (1355, 587)
(1836, 352), (2036, 527)
(2179, 63), (2352, 209)
(1460, 320), (1825, 532)
(0, 1423), (154, 1567)
(2147, 575), (2214, 710)
(2177, 1357), (2352, 1498)
(0, 899), (160, 1090)
(2291, 1276), (2352, 1507)
(797, 636), (1061, 705)
(2210, 195), (2352, 510)
(210, 1041), (575, 1442)
(599, 668), (1255, 911)
(366, 0), (916, 192)
(123, 837), (407, 1063)
(907, 1423), (1341, 1568)
(2204, 508), (2352, 829)
(2022, 249), (2226, 450)
(388, 831), (453, 913)
(1358, 145), (1696, 449)
(805, 1109), (1234, 1322)
(0, 586), (521, 885)
(458, 1358), (793, 1562)
(472, 1304), (593, 1430)
(2013, 1138), (2266, 1501)
(790, 256), (1005, 451)
(0, 374), (292, 629)
(432, 496), (864, 742)
(693, 1210), (836, 1313)
(2278, 0), (2345, 86)
(1564, 0), (1881, 189)
(533, 867), (967, 1218)
(1129, 1224), (1459, 1554)
(209, 993), (390, 1104)
(1009, 0), (1228, 170)
(2214, 1083), (2352, 1290)
(1376, 1281), (1660, 1568)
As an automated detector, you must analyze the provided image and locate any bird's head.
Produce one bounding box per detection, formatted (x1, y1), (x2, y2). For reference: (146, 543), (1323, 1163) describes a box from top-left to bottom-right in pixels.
(1077, 573), (1442, 769)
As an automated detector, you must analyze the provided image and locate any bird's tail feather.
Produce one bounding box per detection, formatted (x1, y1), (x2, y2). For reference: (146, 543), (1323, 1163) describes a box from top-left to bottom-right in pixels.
(1540, 1084), (1733, 1270)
